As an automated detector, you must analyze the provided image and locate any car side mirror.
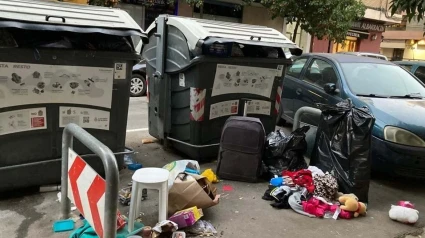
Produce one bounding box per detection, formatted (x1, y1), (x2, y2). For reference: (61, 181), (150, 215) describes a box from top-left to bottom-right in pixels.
(324, 83), (337, 94)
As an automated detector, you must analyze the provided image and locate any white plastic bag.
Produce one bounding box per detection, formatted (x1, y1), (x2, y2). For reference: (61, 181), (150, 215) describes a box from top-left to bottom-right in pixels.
(163, 160), (200, 189)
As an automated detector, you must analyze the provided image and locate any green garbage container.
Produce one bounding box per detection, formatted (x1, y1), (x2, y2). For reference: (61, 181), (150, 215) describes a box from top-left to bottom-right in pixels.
(0, 0), (147, 191)
(143, 15), (302, 160)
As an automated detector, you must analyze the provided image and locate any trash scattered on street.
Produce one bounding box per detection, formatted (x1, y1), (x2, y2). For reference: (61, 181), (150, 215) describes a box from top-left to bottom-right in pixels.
(139, 226), (152, 238)
(310, 100), (375, 202)
(263, 127), (309, 179)
(119, 187), (147, 206)
(142, 138), (158, 144)
(168, 172), (219, 215)
(124, 150), (143, 170)
(152, 220), (178, 238)
(222, 185), (233, 192)
(184, 220), (217, 237)
(52, 219), (74, 233)
(169, 206), (203, 229)
(56, 192), (76, 211)
(163, 160), (201, 189)
(201, 169), (219, 183)
(39, 184), (61, 193)
(171, 231), (186, 238)
(389, 201), (419, 224)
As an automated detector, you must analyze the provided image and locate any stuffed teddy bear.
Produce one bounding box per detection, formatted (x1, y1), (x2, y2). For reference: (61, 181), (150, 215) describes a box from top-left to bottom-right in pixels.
(339, 194), (367, 217)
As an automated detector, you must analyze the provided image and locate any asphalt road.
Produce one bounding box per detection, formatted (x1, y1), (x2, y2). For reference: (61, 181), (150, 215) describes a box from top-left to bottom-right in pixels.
(126, 96), (149, 133)
(1, 97), (425, 238)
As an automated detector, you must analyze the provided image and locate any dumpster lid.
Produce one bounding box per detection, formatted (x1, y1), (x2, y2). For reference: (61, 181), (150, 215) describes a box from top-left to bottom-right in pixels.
(0, 0), (146, 38)
(146, 15), (301, 55)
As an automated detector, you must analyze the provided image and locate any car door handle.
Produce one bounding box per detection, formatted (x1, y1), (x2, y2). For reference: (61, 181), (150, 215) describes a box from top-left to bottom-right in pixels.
(296, 89), (302, 95)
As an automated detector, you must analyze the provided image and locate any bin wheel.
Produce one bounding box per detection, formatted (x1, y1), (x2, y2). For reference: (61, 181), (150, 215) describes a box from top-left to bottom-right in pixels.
(130, 74), (147, 97)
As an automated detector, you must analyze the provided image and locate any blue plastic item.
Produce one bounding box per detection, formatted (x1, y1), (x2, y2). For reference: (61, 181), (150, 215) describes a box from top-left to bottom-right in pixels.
(128, 163), (143, 171)
(185, 168), (200, 175)
(53, 219), (74, 232)
(270, 177), (284, 187)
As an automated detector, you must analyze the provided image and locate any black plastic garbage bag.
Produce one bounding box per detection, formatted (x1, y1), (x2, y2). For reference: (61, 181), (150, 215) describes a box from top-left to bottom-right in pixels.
(310, 100), (375, 203)
(263, 126), (310, 179)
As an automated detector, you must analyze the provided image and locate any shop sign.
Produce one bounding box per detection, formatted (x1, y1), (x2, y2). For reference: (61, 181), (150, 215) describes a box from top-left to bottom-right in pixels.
(346, 31), (369, 39)
(351, 21), (385, 32)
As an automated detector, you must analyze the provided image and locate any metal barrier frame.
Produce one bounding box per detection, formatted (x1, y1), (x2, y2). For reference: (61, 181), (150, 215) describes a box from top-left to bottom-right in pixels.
(61, 123), (119, 238)
(292, 106), (322, 131)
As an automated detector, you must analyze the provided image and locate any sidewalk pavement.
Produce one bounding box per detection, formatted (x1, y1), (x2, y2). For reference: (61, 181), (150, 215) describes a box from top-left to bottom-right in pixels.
(1, 131), (424, 238)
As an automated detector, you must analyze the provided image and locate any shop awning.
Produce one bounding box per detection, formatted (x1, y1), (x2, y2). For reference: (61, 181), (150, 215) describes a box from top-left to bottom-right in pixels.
(347, 30), (369, 39)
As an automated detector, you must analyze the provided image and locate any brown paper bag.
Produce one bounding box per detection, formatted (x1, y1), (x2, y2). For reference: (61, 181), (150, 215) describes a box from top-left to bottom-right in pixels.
(168, 173), (219, 215)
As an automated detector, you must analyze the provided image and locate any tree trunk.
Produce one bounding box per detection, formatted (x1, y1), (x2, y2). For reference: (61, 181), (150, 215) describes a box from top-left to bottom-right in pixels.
(292, 19), (301, 43)
(327, 40), (331, 53)
(200, 4), (204, 19)
(309, 34), (314, 53)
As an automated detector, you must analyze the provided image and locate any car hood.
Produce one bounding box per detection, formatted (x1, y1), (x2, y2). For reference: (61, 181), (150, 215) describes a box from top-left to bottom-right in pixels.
(359, 97), (425, 138)
(132, 59), (146, 71)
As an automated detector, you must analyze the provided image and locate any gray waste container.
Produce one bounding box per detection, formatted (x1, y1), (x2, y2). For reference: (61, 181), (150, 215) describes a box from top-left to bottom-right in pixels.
(143, 15), (301, 161)
(0, 0), (146, 191)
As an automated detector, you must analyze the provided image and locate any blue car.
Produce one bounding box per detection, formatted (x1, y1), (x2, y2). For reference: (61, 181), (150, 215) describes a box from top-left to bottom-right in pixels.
(393, 61), (425, 84)
(278, 53), (425, 177)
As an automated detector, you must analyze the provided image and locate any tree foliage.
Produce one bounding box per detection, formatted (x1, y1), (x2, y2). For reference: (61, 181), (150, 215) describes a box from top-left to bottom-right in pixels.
(390, 0), (424, 21)
(260, 0), (366, 43)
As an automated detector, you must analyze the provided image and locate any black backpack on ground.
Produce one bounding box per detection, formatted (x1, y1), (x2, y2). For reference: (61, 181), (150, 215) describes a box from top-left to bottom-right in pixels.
(216, 116), (266, 182)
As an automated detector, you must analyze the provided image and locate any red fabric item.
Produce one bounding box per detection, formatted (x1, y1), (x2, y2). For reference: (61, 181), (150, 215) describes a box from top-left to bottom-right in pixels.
(302, 198), (330, 217)
(398, 201), (415, 209)
(329, 205), (352, 219)
(282, 169), (315, 193)
(302, 198), (352, 219)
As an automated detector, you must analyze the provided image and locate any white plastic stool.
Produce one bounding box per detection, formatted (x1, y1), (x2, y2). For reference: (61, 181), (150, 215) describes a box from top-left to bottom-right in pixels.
(128, 167), (170, 232)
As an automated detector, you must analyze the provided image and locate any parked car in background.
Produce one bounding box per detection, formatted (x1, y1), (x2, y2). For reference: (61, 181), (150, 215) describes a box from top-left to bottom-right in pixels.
(130, 59), (147, 97)
(336, 51), (388, 61)
(393, 61), (425, 84)
(278, 53), (425, 177)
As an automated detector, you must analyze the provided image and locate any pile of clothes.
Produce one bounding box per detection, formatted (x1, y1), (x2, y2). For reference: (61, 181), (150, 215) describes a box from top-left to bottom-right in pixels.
(262, 166), (367, 220)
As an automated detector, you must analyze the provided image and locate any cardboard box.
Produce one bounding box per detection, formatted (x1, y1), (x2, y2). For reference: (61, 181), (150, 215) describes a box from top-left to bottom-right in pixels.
(168, 207), (203, 229)
(168, 173), (219, 215)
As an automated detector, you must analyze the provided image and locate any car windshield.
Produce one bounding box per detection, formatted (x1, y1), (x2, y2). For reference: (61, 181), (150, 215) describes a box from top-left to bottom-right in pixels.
(341, 63), (425, 98)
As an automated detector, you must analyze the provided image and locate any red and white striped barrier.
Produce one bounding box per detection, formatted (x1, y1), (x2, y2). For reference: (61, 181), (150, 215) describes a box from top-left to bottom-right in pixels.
(68, 149), (106, 238)
(275, 86), (282, 115)
(190, 87), (206, 121)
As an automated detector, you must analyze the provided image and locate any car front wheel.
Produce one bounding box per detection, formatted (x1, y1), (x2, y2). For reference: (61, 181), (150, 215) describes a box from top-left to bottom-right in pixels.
(130, 74), (147, 97)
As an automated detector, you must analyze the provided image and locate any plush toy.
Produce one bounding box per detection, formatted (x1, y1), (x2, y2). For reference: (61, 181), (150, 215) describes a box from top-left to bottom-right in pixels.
(339, 194), (367, 217)
(389, 201), (419, 224)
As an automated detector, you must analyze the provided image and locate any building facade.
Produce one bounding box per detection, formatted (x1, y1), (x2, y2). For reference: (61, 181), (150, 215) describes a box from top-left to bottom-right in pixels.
(311, 0), (400, 53)
(381, 17), (425, 61)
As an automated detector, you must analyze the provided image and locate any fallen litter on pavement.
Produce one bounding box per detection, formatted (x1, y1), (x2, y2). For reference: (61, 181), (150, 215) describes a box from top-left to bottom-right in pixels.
(56, 99), (420, 238)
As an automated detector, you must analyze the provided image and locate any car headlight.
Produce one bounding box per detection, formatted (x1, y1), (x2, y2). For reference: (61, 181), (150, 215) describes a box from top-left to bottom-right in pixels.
(384, 126), (425, 147)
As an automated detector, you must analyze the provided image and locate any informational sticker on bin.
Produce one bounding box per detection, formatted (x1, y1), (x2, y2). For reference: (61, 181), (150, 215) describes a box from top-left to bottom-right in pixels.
(59, 107), (110, 130)
(113, 63), (126, 79)
(0, 62), (113, 109)
(0, 107), (47, 135)
(209, 99), (271, 119)
(211, 64), (281, 98)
